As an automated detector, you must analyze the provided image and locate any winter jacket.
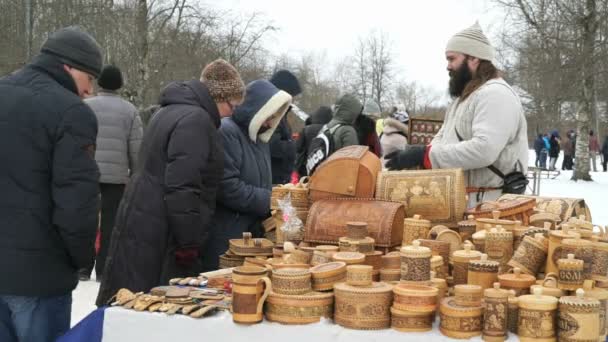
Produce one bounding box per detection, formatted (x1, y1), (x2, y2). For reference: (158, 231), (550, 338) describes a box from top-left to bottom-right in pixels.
(85, 91), (143, 184)
(0, 54), (100, 297)
(429, 78), (528, 189)
(96, 80), (224, 305)
(533, 136), (544, 154)
(269, 116), (296, 184)
(380, 118), (409, 167)
(295, 106), (332, 175)
(201, 80), (291, 271)
(602, 137), (608, 156)
(543, 136), (551, 150)
(549, 136), (560, 158)
(562, 136), (573, 156)
(589, 135), (600, 153)
(355, 114), (382, 157)
(327, 94), (362, 151)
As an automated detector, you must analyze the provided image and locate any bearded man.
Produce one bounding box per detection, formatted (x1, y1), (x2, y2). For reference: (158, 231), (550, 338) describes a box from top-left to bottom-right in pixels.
(385, 22), (528, 207)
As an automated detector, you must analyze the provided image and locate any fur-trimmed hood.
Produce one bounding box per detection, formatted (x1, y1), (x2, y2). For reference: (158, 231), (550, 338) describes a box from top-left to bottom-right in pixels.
(231, 80), (292, 143)
(383, 117), (408, 135)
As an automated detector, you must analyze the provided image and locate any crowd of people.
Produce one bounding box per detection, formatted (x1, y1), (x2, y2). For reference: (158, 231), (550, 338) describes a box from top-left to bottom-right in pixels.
(534, 129), (608, 172)
(1, 22), (530, 342)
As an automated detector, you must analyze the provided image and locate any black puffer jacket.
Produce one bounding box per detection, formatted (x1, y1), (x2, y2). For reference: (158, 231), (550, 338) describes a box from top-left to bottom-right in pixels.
(96, 80), (223, 305)
(0, 54), (100, 297)
(295, 106), (332, 175)
(269, 117), (296, 184)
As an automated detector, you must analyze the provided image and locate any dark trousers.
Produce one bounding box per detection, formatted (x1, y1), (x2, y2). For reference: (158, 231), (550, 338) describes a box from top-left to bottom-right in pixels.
(0, 294), (71, 342)
(562, 155), (573, 170)
(603, 154), (608, 172)
(82, 183), (125, 280)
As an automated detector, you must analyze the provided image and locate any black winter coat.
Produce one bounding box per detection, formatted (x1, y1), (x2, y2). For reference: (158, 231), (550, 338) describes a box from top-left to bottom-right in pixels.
(549, 136), (560, 158)
(96, 80), (223, 305)
(0, 54), (100, 297)
(269, 117), (296, 184)
(295, 106), (332, 176)
(602, 137), (608, 156)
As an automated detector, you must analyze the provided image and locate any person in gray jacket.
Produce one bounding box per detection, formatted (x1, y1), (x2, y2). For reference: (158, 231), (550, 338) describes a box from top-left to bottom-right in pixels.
(385, 22), (528, 207)
(83, 65), (143, 281)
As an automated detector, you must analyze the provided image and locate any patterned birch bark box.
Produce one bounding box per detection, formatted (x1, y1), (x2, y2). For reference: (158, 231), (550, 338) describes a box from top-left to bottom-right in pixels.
(309, 261), (346, 292)
(439, 297), (483, 339)
(334, 282), (393, 330)
(451, 243), (482, 286)
(399, 240), (431, 284)
(265, 291), (334, 324)
(390, 307), (434, 332)
(558, 289), (600, 342)
(392, 283), (438, 313)
(517, 287), (558, 342)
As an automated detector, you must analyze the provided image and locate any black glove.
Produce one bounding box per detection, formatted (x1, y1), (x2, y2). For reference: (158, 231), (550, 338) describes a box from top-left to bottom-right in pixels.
(385, 145), (427, 170)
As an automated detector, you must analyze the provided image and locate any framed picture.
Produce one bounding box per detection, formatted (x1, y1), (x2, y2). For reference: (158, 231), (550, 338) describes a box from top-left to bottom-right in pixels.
(408, 117), (444, 145)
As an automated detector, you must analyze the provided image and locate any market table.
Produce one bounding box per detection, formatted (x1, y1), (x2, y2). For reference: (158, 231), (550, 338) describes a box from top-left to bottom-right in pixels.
(59, 306), (520, 342)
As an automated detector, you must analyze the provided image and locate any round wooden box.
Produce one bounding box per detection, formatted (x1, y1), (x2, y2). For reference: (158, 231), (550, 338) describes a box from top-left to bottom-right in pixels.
(508, 233), (548, 276)
(428, 225), (462, 256)
(380, 269), (401, 283)
(517, 287), (558, 342)
(338, 236), (375, 254)
(454, 284), (483, 307)
(403, 214), (431, 246)
(457, 215), (477, 242)
(591, 237), (608, 282)
(381, 251), (401, 270)
(482, 283), (510, 342)
(229, 233), (274, 256)
(392, 283), (438, 313)
(452, 244), (482, 286)
(485, 227), (513, 273)
(390, 307), (434, 332)
(332, 251), (365, 265)
(400, 240), (431, 283)
(346, 265), (373, 287)
(498, 267), (536, 296)
(310, 250), (331, 266)
(558, 289), (600, 342)
(439, 297), (483, 339)
(547, 226), (577, 274)
(363, 251), (383, 271)
(265, 291), (334, 324)
(271, 268), (312, 295)
(468, 254), (499, 291)
(219, 253), (245, 269)
(557, 253), (584, 291)
(346, 221), (369, 240)
(334, 282), (393, 330)
(310, 262), (347, 291)
(562, 234), (593, 279)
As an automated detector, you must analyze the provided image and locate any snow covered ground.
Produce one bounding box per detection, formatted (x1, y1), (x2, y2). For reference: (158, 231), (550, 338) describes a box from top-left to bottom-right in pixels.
(70, 150), (608, 326)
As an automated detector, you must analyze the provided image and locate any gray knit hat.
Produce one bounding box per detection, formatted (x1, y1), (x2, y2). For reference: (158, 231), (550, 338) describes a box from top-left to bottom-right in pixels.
(41, 26), (103, 78)
(446, 22), (494, 61)
(200, 59), (245, 103)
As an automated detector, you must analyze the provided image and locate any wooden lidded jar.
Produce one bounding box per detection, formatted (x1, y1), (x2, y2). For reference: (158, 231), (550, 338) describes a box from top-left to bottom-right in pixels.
(439, 297), (483, 339)
(562, 233), (594, 280)
(485, 227), (513, 273)
(400, 240), (432, 284)
(547, 224), (577, 275)
(591, 236), (608, 282)
(403, 214), (431, 245)
(558, 289), (600, 342)
(518, 287), (558, 342)
(458, 215), (477, 242)
(498, 267), (536, 296)
(508, 233), (548, 276)
(483, 282), (510, 342)
(468, 254), (500, 291)
(454, 284), (483, 307)
(333, 282), (393, 330)
(582, 280), (608, 342)
(452, 243), (482, 286)
(346, 221), (369, 240)
(557, 254), (584, 291)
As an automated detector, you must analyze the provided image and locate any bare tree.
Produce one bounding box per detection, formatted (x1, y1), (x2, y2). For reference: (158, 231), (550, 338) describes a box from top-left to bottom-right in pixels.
(367, 31), (393, 111)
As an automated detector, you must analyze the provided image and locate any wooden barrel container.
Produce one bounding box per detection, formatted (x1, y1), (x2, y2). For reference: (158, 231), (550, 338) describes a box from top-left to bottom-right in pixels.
(392, 283), (438, 313)
(451, 244), (482, 286)
(334, 282), (393, 330)
(271, 268), (312, 295)
(346, 265), (373, 287)
(482, 283), (510, 342)
(400, 240), (431, 284)
(454, 284), (483, 307)
(265, 291), (334, 324)
(508, 233), (548, 276)
(468, 254), (500, 291)
(518, 287), (558, 342)
(557, 254), (584, 291)
(346, 221), (369, 240)
(309, 262), (346, 292)
(390, 307), (434, 332)
(381, 251), (401, 270)
(403, 215), (431, 246)
(558, 289), (600, 342)
(439, 297), (483, 339)
(485, 227), (513, 273)
(562, 234), (593, 280)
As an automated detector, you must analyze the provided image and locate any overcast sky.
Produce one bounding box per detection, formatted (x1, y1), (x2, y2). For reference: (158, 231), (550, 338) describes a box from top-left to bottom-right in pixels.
(207, 0), (503, 98)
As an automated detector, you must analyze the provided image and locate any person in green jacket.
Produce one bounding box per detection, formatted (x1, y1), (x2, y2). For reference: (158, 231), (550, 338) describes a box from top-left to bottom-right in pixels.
(326, 93), (363, 151)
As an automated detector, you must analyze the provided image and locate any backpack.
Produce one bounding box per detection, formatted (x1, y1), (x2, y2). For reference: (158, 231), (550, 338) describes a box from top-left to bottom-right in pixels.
(305, 124), (341, 176)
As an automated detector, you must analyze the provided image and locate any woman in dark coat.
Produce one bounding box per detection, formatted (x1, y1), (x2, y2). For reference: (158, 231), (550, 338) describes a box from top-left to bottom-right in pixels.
(602, 135), (608, 172)
(548, 130), (561, 171)
(96, 60), (245, 305)
(201, 80), (292, 271)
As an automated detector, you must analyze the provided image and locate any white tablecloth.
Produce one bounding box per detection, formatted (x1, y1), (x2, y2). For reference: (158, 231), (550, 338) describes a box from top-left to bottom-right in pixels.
(102, 307), (519, 342)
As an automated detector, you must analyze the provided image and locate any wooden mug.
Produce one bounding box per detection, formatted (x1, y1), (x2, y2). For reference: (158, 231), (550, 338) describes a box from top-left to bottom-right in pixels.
(231, 266), (272, 324)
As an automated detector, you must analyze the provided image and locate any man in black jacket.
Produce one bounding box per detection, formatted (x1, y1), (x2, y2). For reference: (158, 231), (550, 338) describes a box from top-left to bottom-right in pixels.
(0, 27), (102, 342)
(96, 59), (245, 306)
(268, 70), (302, 184)
(295, 106), (332, 176)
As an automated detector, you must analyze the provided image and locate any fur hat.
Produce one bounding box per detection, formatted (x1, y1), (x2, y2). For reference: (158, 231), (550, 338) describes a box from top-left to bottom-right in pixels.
(200, 59), (245, 103)
(98, 65), (123, 90)
(269, 69), (302, 97)
(446, 22), (494, 62)
(40, 26), (103, 78)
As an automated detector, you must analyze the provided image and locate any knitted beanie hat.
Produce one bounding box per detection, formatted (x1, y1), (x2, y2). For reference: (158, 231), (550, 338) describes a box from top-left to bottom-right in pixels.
(41, 26), (103, 78)
(98, 65), (123, 90)
(200, 59), (245, 103)
(446, 22), (494, 61)
(269, 69), (302, 97)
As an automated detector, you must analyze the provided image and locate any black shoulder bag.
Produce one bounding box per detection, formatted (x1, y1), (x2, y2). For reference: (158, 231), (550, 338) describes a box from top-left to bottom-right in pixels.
(456, 129), (528, 194)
